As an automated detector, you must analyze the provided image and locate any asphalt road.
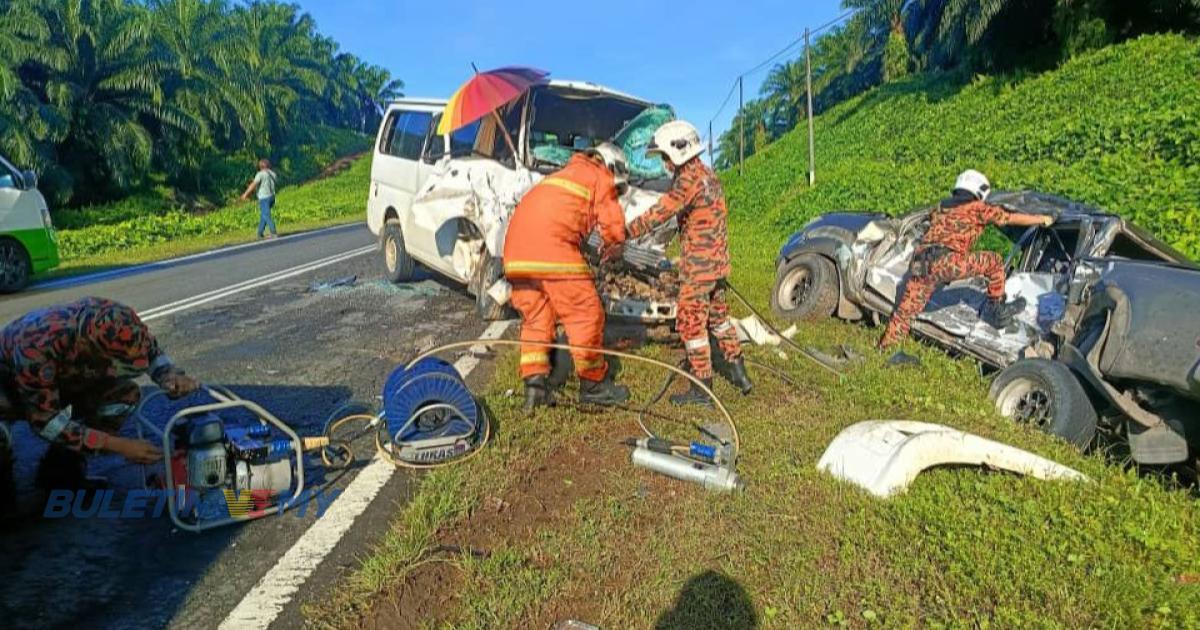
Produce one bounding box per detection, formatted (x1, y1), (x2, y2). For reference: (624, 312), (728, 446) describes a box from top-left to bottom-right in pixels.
(0, 223), (495, 629)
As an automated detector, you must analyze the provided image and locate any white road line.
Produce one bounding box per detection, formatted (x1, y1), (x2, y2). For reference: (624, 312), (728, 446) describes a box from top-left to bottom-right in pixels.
(219, 319), (513, 630)
(142, 246), (374, 322)
(32, 223), (366, 291)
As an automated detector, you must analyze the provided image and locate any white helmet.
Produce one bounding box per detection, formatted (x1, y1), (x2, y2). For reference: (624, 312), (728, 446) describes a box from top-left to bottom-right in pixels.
(586, 142), (629, 193)
(954, 169), (992, 201)
(646, 120), (704, 166)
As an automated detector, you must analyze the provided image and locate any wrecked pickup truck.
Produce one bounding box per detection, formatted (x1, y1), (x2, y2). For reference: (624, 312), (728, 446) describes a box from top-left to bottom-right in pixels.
(773, 191), (1200, 466)
(366, 81), (679, 324)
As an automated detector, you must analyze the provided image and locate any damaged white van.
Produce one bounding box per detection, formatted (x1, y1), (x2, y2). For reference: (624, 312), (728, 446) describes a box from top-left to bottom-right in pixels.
(366, 81), (679, 321)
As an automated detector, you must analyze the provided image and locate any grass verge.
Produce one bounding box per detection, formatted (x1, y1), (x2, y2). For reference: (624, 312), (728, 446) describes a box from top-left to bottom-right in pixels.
(39, 156), (371, 281)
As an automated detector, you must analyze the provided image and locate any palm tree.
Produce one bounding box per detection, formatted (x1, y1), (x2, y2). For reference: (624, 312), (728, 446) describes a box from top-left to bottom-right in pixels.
(229, 1), (328, 150)
(843, 0), (913, 81)
(760, 59), (807, 137)
(0, 0), (66, 172)
(34, 0), (193, 201)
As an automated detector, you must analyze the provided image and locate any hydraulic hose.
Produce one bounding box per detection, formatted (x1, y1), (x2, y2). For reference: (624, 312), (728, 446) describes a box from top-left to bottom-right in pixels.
(725, 282), (845, 378)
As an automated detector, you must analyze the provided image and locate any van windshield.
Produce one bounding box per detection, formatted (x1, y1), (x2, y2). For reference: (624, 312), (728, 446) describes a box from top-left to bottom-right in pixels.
(526, 86), (671, 183)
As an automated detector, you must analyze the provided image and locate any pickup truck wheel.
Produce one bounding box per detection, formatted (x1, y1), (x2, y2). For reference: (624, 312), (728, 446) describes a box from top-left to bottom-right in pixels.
(474, 253), (515, 321)
(990, 358), (1098, 449)
(771, 253), (838, 321)
(381, 222), (415, 283)
(0, 239), (31, 293)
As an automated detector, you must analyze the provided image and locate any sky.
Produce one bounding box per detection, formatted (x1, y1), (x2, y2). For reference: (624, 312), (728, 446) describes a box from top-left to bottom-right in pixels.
(296, 0), (845, 142)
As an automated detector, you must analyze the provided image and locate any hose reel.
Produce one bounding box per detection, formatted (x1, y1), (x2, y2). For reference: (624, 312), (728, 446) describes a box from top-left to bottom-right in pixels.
(381, 357), (488, 465)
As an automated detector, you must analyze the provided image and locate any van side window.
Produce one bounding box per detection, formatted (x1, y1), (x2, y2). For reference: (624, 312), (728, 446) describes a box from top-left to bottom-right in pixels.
(389, 111), (433, 160)
(0, 160), (17, 189)
(449, 120), (481, 157)
(423, 115), (448, 161)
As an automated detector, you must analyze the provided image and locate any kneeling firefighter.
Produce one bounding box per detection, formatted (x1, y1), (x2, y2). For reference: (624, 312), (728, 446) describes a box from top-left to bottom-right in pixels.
(626, 120), (752, 406)
(879, 170), (1055, 349)
(0, 297), (199, 498)
(503, 143), (631, 409)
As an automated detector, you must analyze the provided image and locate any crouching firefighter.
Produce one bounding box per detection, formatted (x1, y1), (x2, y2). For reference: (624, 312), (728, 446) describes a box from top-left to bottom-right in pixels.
(879, 170), (1055, 349)
(503, 143), (631, 409)
(0, 297), (200, 496)
(626, 120), (752, 406)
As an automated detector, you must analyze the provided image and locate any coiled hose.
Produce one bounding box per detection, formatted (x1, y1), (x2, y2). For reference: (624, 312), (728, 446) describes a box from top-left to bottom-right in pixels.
(322, 338), (741, 470)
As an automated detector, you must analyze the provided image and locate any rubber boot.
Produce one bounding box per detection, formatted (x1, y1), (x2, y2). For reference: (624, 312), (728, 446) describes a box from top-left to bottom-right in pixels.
(719, 356), (753, 395)
(522, 375), (556, 411)
(986, 296), (1028, 331)
(578, 375), (630, 406)
(670, 377), (715, 408)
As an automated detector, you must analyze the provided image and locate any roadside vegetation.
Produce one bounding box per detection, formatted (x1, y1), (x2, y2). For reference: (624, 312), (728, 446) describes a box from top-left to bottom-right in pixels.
(718, 0), (1200, 170)
(312, 34), (1200, 628)
(47, 155), (370, 277)
(0, 0), (398, 211)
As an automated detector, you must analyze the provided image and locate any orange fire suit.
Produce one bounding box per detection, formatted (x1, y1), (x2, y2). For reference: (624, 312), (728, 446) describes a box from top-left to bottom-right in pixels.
(503, 154), (626, 382)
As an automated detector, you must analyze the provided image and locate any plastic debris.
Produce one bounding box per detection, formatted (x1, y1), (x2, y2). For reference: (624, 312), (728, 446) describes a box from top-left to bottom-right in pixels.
(817, 420), (1089, 497)
(734, 315), (782, 346)
(885, 351), (922, 368)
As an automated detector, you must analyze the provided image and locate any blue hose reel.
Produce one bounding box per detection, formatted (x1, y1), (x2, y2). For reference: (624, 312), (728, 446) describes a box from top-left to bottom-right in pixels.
(381, 357), (487, 465)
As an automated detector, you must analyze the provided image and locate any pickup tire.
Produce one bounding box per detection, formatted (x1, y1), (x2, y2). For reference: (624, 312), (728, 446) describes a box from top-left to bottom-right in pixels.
(381, 222), (415, 283)
(0, 239), (31, 293)
(990, 358), (1098, 449)
(474, 253), (515, 321)
(771, 253), (838, 321)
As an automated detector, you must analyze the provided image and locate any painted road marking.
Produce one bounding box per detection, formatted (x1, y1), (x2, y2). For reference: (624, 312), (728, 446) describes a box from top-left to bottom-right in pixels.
(218, 319), (513, 630)
(142, 245), (374, 322)
(33, 223), (367, 291)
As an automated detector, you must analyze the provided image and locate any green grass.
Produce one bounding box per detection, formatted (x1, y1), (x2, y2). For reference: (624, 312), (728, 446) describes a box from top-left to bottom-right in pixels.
(41, 156), (371, 279)
(311, 35), (1200, 628)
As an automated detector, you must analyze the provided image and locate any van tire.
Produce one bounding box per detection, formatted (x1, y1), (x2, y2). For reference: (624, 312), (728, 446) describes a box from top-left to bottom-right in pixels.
(0, 239), (31, 293)
(990, 358), (1098, 449)
(381, 222), (415, 283)
(771, 253), (838, 321)
(474, 253), (515, 321)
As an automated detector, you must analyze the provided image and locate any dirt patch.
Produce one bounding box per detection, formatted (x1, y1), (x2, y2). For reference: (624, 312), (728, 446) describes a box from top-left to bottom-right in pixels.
(366, 418), (678, 628)
(317, 153), (366, 181)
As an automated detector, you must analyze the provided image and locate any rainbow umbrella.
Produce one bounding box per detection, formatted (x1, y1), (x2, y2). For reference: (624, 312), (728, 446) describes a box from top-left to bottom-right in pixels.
(437, 66), (548, 137)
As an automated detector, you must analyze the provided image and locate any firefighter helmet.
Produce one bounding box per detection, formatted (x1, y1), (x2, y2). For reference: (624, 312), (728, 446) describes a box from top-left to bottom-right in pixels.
(647, 120), (704, 166)
(954, 169), (992, 201)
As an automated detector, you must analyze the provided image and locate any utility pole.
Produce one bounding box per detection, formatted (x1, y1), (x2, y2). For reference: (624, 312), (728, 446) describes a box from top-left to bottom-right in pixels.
(804, 27), (815, 186)
(708, 120), (713, 165)
(738, 75), (744, 175)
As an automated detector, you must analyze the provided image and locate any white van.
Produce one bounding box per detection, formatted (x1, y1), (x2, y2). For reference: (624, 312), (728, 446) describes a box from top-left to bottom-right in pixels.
(0, 154), (59, 292)
(366, 80), (679, 321)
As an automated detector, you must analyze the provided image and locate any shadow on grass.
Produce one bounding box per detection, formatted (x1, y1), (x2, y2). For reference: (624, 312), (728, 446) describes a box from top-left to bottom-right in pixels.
(654, 570), (758, 630)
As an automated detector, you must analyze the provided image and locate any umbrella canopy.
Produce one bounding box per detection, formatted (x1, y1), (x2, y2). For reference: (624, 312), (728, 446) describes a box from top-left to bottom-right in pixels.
(436, 66), (548, 135)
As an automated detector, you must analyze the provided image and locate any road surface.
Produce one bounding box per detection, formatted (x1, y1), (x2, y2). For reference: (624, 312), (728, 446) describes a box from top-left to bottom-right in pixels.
(0, 224), (499, 629)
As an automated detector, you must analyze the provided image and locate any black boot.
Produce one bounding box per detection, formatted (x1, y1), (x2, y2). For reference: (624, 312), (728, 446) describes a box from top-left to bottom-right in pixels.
(719, 356), (753, 395)
(522, 375), (556, 411)
(578, 375), (630, 406)
(985, 296), (1028, 331)
(670, 377), (715, 408)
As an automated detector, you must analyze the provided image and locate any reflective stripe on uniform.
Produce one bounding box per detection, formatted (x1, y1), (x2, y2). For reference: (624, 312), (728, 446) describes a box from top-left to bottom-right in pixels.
(577, 356), (605, 370)
(541, 177), (592, 201)
(684, 337), (709, 350)
(40, 405), (74, 442)
(504, 260), (592, 277)
(520, 352), (550, 366)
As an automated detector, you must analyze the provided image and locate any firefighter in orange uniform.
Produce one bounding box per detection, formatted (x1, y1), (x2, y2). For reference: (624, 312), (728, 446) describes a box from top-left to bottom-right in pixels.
(503, 143), (631, 409)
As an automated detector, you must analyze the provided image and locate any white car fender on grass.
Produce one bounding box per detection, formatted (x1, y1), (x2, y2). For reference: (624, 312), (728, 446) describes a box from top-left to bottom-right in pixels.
(817, 420), (1088, 498)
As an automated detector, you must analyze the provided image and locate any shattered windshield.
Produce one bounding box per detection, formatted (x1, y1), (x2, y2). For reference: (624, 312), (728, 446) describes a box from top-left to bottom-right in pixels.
(526, 86), (673, 183)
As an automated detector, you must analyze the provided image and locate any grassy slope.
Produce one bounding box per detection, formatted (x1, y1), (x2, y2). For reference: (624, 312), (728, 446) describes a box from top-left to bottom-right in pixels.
(43, 156), (371, 278)
(315, 36), (1200, 628)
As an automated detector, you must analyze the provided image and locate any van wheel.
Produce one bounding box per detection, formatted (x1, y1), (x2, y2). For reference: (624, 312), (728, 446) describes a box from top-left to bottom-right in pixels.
(474, 253), (514, 321)
(771, 253), (838, 321)
(0, 239), (31, 293)
(381, 222), (415, 283)
(990, 358), (1098, 449)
